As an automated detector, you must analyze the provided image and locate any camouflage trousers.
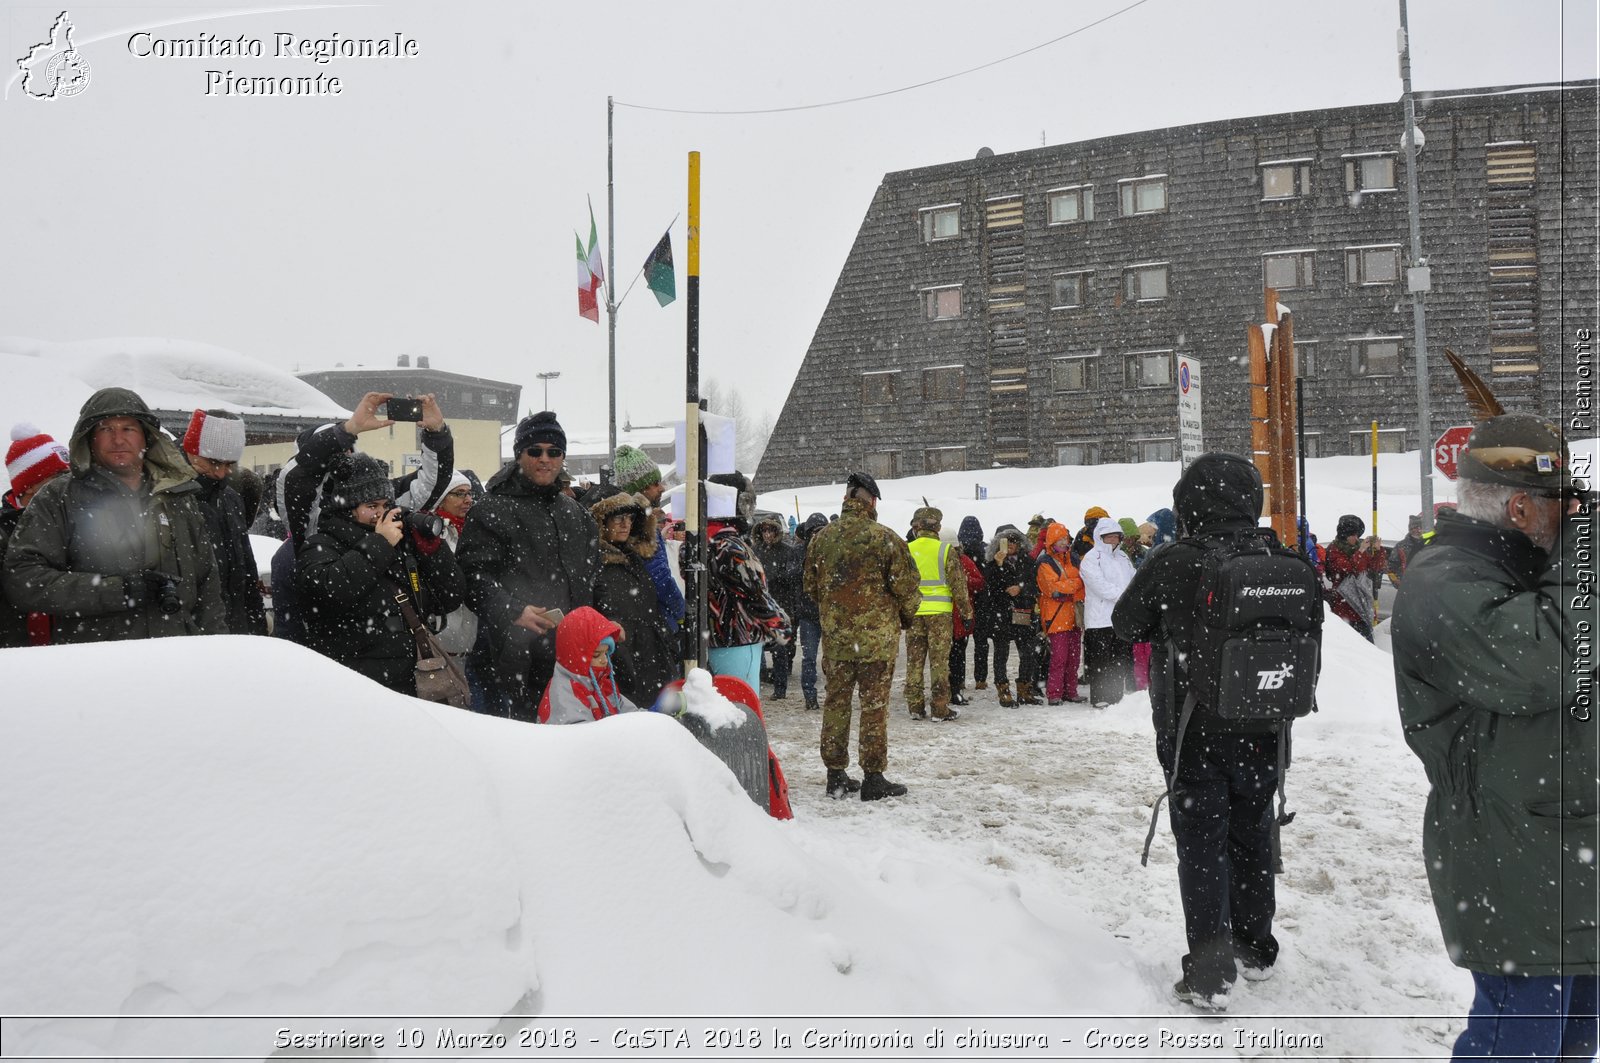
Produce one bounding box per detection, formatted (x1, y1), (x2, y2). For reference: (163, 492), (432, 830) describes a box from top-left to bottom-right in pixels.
(821, 657), (892, 773)
(904, 613), (954, 717)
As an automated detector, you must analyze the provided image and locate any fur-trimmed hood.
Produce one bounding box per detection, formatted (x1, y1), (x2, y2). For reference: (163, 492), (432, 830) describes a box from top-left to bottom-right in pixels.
(590, 490), (658, 564)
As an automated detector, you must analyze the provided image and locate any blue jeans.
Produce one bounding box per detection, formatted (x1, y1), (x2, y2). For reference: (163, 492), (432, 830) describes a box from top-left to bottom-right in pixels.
(1454, 972), (1598, 1061)
(798, 618), (821, 701)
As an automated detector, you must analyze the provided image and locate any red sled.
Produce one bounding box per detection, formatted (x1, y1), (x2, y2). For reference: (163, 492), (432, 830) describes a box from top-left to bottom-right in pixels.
(662, 675), (793, 820)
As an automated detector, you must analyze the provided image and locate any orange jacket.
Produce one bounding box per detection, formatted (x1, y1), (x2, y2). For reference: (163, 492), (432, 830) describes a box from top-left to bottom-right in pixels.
(1035, 523), (1084, 633)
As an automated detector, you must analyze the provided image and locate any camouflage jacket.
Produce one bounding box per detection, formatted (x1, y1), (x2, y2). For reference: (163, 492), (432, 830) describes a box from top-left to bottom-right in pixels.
(802, 497), (920, 662)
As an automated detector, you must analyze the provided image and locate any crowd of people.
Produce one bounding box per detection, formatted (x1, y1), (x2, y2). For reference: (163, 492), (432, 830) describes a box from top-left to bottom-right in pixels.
(1, 389), (1592, 1044)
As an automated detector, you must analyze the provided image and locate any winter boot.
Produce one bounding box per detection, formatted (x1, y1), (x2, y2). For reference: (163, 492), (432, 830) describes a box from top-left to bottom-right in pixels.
(1017, 681), (1044, 705)
(950, 691), (971, 706)
(825, 768), (862, 798)
(859, 772), (908, 801)
(804, 695), (820, 712)
(974, 679), (988, 691)
(997, 681), (1015, 707)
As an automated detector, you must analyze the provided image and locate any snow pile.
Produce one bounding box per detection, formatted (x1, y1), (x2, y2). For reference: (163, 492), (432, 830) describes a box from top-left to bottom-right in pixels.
(678, 666), (749, 730)
(0, 636), (1159, 1059)
(0, 336), (347, 452)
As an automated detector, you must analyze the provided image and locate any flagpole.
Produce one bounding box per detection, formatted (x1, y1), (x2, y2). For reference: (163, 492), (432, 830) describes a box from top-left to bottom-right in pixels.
(683, 150), (708, 674)
(606, 95), (618, 465)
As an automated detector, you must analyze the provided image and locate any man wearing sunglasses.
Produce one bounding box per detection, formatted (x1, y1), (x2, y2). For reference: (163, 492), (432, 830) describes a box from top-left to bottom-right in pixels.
(1391, 413), (1596, 1060)
(457, 410), (599, 720)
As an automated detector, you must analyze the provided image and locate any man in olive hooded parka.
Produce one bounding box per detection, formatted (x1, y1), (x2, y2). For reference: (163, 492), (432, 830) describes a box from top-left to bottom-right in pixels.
(2, 387), (225, 642)
(1391, 414), (1596, 1058)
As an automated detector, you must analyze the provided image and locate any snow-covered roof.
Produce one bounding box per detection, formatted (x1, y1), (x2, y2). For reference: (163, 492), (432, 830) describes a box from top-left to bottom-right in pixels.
(0, 337), (349, 437)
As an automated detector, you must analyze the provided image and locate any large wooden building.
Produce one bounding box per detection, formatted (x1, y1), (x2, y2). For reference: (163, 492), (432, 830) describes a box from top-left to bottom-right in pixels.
(759, 82), (1597, 490)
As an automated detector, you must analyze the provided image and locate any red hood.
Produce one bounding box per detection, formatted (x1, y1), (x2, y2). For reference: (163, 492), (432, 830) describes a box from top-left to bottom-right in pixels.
(554, 605), (622, 676)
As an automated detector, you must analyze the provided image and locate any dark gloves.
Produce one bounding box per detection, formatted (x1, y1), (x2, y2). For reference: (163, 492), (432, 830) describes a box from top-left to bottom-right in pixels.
(124, 571), (181, 614)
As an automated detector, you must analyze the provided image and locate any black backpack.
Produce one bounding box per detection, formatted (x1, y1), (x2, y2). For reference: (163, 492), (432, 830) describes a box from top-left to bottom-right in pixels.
(1186, 529), (1322, 721)
(1142, 528), (1323, 870)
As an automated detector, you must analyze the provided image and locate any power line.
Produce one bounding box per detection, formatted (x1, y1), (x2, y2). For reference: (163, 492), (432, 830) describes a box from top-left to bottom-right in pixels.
(614, 0), (1153, 116)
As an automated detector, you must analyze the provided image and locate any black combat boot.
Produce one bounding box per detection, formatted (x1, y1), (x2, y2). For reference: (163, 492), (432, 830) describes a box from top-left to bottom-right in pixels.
(859, 772), (908, 801)
(825, 768), (861, 798)
(805, 695), (821, 711)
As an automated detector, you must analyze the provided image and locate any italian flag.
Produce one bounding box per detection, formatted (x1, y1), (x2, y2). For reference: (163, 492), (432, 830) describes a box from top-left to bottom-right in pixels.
(576, 204), (605, 323)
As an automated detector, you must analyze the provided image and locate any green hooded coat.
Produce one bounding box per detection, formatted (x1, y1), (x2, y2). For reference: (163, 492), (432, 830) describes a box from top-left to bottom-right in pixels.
(1, 388), (226, 642)
(1390, 509), (1596, 976)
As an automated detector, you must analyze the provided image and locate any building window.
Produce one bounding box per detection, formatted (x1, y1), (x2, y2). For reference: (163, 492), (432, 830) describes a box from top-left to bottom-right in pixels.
(1261, 160), (1312, 199)
(459, 390), (475, 405)
(1125, 349), (1175, 389)
(1300, 433), (1323, 458)
(1345, 153), (1397, 194)
(864, 451), (899, 480)
(1263, 250), (1314, 290)
(1134, 438), (1176, 462)
(922, 285), (962, 320)
(925, 447), (967, 473)
(922, 365), (964, 401)
(1293, 341), (1319, 378)
(1051, 272), (1090, 308)
(861, 371), (897, 406)
(1118, 175), (1168, 215)
(1046, 184), (1094, 224)
(482, 392), (499, 406)
(1346, 244), (1402, 286)
(1123, 263), (1169, 302)
(1350, 429), (1407, 455)
(1351, 338), (1403, 376)
(920, 204), (960, 242)
(1050, 354), (1099, 393)
(1056, 441), (1101, 466)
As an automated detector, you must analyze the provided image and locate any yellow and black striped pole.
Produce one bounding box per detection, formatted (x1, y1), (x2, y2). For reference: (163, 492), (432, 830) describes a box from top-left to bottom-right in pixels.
(682, 151), (709, 674)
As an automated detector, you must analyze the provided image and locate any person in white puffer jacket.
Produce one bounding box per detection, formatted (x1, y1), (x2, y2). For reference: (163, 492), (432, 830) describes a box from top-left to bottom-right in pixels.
(1079, 516), (1136, 707)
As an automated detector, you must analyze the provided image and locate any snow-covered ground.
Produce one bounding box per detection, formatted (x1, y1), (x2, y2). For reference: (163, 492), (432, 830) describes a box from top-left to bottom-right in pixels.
(0, 458), (1569, 1061)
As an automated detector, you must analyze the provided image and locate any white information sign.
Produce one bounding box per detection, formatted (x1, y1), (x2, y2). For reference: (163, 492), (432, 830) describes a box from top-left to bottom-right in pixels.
(1177, 356), (1203, 469)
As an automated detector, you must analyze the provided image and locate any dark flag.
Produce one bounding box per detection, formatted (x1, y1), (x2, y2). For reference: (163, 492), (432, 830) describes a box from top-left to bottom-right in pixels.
(643, 232), (676, 307)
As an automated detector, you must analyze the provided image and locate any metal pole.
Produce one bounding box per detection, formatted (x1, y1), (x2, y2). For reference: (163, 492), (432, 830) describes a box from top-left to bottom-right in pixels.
(1399, 0), (1435, 531)
(683, 151), (708, 674)
(607, 95), (619, 460)
(1372, 420), (1380, 534)
(1296, 376), (1308, 536)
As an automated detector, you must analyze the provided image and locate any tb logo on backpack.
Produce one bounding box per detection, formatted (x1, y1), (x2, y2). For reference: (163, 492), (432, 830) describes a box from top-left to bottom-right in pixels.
(1187, 531), (1322, 720)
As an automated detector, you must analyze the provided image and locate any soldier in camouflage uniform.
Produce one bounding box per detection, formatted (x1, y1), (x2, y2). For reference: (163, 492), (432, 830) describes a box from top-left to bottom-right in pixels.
(803, 471), (921, 801)
(903, 506), (971, 721)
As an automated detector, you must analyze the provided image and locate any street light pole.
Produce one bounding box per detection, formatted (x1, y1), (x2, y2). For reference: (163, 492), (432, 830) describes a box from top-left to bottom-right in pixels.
(537, 371), (561, 411)
(1399, 0), (1435, 530)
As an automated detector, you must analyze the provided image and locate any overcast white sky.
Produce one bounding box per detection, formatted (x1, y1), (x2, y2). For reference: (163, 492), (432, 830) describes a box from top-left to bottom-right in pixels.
(2, 0), (1593, 438)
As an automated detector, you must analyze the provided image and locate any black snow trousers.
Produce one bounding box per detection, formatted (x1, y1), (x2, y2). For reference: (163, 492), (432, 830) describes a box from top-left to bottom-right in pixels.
(1155, 729), (1281, 997)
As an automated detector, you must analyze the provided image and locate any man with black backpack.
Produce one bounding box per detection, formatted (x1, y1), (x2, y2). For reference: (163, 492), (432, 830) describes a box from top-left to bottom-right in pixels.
(1112, 453), (1322, 1013)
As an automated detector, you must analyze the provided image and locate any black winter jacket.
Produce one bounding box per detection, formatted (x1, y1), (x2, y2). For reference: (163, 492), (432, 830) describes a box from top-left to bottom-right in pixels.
(193, 474), (269, 637)
(1113, 452), (1314, 737)
(591, 493), (677, 706)
(0, 499), (29, 647)
(456, 462), (600, 700)
(296, 513), (464, 694)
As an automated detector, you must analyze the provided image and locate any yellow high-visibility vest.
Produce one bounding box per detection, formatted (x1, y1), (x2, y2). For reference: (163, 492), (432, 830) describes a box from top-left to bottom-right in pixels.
(910, 537), (953, 616)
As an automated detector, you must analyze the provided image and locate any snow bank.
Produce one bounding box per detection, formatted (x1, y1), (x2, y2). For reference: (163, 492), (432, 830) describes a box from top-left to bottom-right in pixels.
(762, 440), (1599, 545)
(0, 636), (1156, 1058)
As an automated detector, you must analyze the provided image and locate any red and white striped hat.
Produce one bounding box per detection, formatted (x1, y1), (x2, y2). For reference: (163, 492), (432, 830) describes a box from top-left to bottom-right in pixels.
(180, 409), (246, 463)
(6, 423), (71, 498)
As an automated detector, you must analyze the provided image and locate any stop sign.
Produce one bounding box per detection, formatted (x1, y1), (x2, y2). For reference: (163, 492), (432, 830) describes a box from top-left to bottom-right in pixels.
(1434, 424), (1475, 480)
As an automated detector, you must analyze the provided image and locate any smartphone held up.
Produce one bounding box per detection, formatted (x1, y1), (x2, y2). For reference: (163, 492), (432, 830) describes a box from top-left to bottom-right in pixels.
(383, 397), (424, 422)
